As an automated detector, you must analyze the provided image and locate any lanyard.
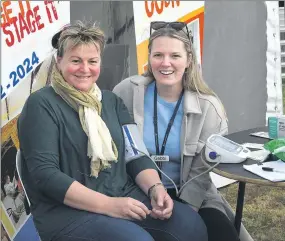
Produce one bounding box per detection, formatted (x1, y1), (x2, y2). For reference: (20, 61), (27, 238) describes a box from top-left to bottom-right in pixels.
(153, 83), (184, 156)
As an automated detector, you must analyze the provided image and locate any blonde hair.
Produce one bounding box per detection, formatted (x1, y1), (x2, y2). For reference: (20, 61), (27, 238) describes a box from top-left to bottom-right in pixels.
(56, 20), (105, 58)
(145, 27), (215, 96)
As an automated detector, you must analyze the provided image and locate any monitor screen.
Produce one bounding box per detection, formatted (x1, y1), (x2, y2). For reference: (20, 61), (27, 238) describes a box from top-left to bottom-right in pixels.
(210, 135), (242, 153)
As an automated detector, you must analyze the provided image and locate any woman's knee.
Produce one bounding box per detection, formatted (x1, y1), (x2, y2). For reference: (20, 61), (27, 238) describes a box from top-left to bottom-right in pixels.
(118, 231), (154, 241)
(172, 201), (208, 241)
(199, 208), (239, 241)
(54, 214), (155, 241)
(101, 219), (155, 241)
(55, 231), (154, 241)
(124, 228), (155, 241)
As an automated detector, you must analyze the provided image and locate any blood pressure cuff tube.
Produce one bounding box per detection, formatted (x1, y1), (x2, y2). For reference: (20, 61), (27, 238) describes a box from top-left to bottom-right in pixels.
(122, 124), (150, 163)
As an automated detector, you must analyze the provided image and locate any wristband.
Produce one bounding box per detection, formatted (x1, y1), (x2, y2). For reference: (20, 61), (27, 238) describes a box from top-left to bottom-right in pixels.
(147, 183), (165, 198)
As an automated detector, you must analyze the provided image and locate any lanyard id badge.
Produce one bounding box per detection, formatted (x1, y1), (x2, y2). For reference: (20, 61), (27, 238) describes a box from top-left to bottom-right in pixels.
(153, 83), (184, 169)
(151, 155), (170, 162)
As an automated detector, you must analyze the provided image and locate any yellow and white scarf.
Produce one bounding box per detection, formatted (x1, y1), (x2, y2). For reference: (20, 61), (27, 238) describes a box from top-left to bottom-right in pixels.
(51, 65), (118, 177)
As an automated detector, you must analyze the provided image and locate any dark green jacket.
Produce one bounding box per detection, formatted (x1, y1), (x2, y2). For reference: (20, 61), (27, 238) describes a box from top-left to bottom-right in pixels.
(18, 87), (156, 241)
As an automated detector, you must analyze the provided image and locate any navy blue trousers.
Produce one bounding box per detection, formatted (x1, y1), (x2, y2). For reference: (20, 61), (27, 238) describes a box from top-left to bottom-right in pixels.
(52, 200), (207, 241)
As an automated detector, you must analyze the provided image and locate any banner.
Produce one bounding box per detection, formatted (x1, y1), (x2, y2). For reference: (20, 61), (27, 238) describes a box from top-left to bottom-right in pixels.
(1, 1), (70, 240)
(133, 0), (205, 74)
(265, 1), (283, 121)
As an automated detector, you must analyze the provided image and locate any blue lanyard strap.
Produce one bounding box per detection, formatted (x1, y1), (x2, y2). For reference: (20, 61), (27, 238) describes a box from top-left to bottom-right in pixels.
(153, 83), (184, 157)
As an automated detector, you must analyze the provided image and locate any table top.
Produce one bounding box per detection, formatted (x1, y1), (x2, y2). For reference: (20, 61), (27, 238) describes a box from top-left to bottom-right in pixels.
(202, 126), (285, 187)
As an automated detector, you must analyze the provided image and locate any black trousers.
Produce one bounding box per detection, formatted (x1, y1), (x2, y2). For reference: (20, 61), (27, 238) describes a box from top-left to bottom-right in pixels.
(167, 189), (240, 241)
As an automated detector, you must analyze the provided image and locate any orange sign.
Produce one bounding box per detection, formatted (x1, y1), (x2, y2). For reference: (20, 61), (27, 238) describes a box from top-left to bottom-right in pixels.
(145, 0), (180, 18)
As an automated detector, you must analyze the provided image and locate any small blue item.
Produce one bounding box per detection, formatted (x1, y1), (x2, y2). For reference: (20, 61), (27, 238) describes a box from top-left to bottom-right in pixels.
(209, 151), (218, 160)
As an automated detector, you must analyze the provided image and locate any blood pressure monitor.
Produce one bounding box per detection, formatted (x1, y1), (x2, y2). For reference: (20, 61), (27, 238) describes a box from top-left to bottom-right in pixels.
(205, 134), (250, 163)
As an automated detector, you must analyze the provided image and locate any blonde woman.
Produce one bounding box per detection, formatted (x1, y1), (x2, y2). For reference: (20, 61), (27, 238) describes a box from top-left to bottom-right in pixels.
(17, 21), (207, 241)
(113, 21), (252, 241)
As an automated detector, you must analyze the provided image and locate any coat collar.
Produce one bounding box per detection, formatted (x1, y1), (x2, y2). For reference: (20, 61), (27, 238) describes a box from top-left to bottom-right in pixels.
(131, 75), (202, 114)
(183, 91), (202, 114)
(130, 75), (153, 86)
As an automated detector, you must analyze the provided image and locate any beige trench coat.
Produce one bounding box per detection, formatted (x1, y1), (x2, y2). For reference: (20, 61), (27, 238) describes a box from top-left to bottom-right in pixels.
(113, 75), (253, 241)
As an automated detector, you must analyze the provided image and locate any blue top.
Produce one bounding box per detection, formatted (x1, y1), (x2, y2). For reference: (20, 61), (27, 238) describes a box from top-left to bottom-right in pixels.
(143, 82), (183, 188)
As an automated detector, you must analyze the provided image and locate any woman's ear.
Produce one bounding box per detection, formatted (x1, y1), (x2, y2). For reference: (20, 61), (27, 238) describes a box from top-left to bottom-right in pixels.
(57, 56), (62, 65)
(56, 57), (63, 72)
(187, 53), (192, 66)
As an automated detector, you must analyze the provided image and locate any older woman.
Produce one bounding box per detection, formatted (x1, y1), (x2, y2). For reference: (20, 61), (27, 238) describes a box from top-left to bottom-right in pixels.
(17, 21), (207, 241)
(113, 21), (252, 241)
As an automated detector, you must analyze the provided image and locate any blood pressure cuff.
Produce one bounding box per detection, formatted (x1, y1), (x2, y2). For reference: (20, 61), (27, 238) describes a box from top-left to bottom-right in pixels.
(122, 124), (150, 163)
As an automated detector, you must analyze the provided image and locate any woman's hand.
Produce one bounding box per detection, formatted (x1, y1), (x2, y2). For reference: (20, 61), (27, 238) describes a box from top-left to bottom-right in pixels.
(105, 197), (151, 221)
(64, 182), (150, 221)
(150, 185), (173, 220)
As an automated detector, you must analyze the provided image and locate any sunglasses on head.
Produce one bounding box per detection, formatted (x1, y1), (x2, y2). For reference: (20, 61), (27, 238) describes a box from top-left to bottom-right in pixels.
(150, 21), (193, 43)
(52, 24), (70, 49)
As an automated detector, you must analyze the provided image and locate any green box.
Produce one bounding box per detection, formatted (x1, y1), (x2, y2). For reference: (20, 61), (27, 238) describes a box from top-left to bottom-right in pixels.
(268, 116), (278, 139)
(268, 116), (285, 139)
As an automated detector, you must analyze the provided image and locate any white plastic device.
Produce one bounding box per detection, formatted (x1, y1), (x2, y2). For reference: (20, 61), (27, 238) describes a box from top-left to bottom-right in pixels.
(205, 134), (250, 163)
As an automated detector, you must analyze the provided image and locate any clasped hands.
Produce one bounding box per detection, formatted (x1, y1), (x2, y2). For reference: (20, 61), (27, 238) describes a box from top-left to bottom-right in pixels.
(149, 183), (173, 220)
(107, 184), (173, 221)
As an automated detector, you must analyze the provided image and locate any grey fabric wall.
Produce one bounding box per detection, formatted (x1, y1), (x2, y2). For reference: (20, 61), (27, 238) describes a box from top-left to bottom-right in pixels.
(70, 1), (268, 134)
(70, 1), (137, 90)
(202, 2), (267, 133)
